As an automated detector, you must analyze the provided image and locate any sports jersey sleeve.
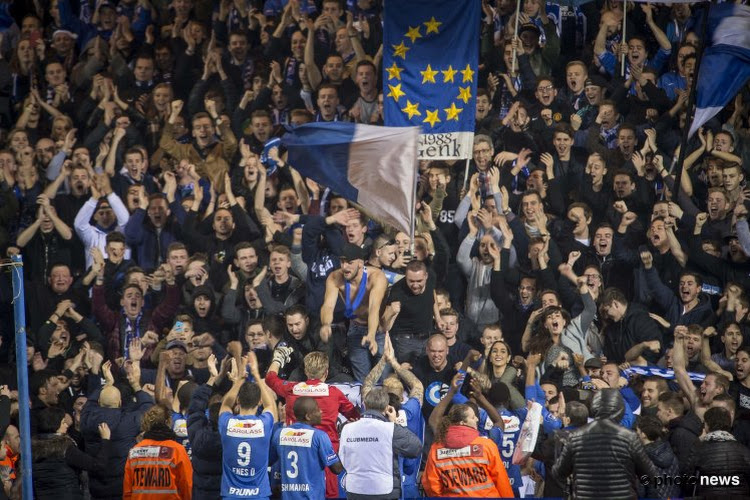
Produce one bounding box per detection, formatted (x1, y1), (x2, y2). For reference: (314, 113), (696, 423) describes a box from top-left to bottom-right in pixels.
(315, 431), (339, 468)
(265, 371), (289, 398)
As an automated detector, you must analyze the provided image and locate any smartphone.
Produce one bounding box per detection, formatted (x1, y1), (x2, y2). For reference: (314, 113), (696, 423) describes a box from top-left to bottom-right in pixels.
(174, 321), (184, 333)
(30, 30), (42, 47)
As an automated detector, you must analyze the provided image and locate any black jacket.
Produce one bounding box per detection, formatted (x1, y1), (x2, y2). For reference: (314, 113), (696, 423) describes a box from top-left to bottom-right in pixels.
(603, 302), (662, 364)
(31, 433), (111, 500)
(79, 388), (153, 499)
(685, 430), (750, 497)
(666, 411), (702, 472)
(641, 439), (680, 498)
(552, 389), (658, 499)
(186, 384), (222, 500)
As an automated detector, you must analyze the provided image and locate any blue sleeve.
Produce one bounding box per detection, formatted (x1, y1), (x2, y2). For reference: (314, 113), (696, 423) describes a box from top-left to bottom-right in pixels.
(451, 391), (469, 404)
(540, 407), (562, 434)
(170, 200), (188, 225)
(262, 411), (275, 434)
(598, 51), (616, 76)
(130, 5), (152, 39)
(649, 48), (671, 74)
(124, 208), (147, 245)
(218, 411), (231, 433)
(525, 382), (546, 404)
(316, 430), (339, 467)
(270, 426), (281, 464)
(619, 388), (637, 429)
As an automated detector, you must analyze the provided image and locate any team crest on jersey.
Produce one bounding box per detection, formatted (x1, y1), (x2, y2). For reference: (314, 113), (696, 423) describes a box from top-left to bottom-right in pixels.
(280, 428), (314, 447)
(292, 382), (330, 396)
(227, 418), (265, 438)
(129, 446), (172, 459)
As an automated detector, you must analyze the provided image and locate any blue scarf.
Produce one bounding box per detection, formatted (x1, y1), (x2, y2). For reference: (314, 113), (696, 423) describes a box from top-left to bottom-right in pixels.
(344, 267), (368, 319)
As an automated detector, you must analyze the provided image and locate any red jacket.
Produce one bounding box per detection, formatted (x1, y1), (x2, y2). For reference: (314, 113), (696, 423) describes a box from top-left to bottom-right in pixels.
(265, 373), (360, 448)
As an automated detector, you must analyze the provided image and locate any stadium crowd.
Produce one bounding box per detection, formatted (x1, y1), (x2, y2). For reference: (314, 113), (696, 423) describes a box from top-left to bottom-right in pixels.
(1, 0), (750, 498)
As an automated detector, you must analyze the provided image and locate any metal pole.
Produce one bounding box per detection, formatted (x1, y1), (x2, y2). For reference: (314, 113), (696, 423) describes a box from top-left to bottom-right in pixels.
(673, 1), (712, 201)
(11, 255), (32, 500)
(461, 157), (471, 192)
(511, 0), (521, 74)
(620, 0), (627, 77)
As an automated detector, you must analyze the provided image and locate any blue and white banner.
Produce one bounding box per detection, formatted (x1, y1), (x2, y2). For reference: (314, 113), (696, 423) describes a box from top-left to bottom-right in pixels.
(623, 365), (706, 382)
(383, 0), (479, 160)
(281, 122), (419, 235)
(689, 3), (750, 137)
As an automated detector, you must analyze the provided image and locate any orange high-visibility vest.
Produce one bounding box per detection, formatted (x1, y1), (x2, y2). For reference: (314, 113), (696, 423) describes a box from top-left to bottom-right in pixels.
(422, 435), (515, 498)
(123, 438), (193, 499)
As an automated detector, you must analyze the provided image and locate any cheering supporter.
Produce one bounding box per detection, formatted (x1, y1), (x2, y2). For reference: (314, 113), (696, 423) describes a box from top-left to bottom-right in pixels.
(2, 0), (750, 498)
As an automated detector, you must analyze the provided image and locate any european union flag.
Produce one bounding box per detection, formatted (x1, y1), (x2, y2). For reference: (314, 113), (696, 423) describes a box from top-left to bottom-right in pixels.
(383, 0), (480, 160)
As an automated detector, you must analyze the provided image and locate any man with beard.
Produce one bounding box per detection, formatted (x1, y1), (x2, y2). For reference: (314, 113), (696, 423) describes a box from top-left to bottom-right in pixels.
(640, 377), (668, 417)
(729, 347), (750, 416)
(320, 243), (388, 382)
(160, 99), (238, 190)
(124, 175), (187, 271)
(349, 61), (378, 124)
(457, 211), (502, 330)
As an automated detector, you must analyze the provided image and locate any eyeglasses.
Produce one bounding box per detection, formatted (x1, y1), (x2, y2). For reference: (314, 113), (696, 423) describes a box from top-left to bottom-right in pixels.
(537, 85), (554, 92)
(473, 148), (492, 155)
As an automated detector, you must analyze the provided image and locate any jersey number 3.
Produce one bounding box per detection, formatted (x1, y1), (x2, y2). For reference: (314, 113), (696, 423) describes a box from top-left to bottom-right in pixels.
(286, 451), (299, 478)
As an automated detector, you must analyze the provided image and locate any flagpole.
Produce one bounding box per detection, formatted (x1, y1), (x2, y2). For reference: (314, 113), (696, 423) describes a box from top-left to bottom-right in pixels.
(672, 1), (712, 201)
(461, 157), (471, 192)
(410, 156), (418, 255)
(620, 0), (627, 77)
(511, 0), (521, 74)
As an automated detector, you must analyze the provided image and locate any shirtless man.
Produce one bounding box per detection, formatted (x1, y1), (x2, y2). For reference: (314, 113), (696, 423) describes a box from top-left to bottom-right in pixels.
(673, 325), (730, 420)
(320, 243), (388, 382)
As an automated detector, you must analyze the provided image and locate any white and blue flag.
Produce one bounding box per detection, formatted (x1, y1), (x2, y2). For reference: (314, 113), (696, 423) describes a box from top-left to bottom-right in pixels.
(689, 3), (750, 137)
(281, 122), (419, 234)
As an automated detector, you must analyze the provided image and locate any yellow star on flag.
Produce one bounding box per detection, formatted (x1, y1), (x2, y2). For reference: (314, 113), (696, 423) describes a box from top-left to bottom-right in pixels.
(457, 86), (472, 104)
(444, 102), (463, 121)
(387, 83), (405, 102)
(423, 109), (441, 127)
(405, 26), (422, 43)
(460, 64), (474, 83)
(402, 100), (421, 119)
(424, 16), (442, 34)
(386, 62), (403, 80)
(392, 41), (409, 59)
(420, 64), (438, 84)
(441, 65), (457, 83)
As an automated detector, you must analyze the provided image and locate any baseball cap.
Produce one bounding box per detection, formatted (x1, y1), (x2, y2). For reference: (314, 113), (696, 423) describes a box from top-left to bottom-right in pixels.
(584, 358), (603, 369)
(519, 23), (541, 36)
(166, 340), (188, 352)
(339, 243), (366, 261)
(584, 75), (608, 88)
(52, 29), (78, 39)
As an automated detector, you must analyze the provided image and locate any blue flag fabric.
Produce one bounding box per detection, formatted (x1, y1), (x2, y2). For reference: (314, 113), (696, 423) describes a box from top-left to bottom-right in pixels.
(281, 122), (419, 234)
(689, 3), (750, 137)
(382, 0), (480, 160)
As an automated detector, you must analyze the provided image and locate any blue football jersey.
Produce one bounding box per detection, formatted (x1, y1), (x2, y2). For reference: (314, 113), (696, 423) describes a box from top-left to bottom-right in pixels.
(273, 422), (339, 499)
(171, 411), (190, 457)
(219, 411), (274, 499)
(486, 408), (523, 491)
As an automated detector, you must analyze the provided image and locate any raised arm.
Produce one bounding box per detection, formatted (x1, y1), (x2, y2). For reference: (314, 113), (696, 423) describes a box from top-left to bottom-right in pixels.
(319, 272), (340, 343)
